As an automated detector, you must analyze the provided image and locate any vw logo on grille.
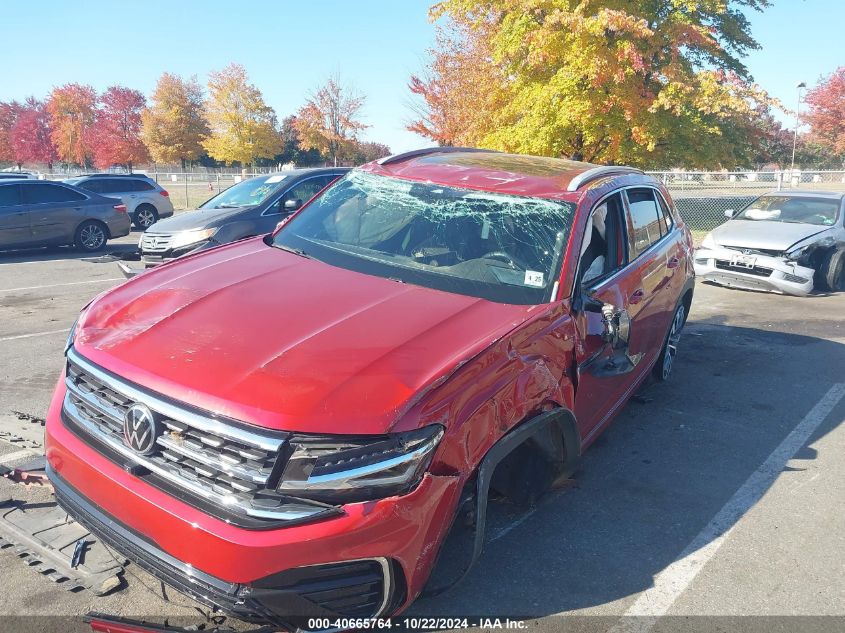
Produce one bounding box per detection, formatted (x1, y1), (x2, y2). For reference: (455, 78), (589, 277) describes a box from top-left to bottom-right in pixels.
(123, 403), (160, 455)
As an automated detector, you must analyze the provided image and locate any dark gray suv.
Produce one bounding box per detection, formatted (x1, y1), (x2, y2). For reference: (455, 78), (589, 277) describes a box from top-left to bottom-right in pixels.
(0, 180), (131, 252)
(120, 167), (348, 276)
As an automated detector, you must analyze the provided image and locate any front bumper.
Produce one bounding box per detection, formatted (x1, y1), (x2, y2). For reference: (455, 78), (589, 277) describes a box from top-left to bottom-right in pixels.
(44, 377), (461, 624)
(694, 247), (815, 296)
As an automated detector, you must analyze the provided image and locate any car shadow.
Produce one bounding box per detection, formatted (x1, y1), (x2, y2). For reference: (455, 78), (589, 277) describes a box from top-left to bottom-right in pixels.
(409, 319), (845, 619)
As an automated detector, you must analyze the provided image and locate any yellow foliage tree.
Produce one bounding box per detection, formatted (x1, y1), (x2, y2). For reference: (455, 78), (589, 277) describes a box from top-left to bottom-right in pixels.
(141, 73), (209, 168)
(412, 0), (778, 169)
(202, 64), (281, 166)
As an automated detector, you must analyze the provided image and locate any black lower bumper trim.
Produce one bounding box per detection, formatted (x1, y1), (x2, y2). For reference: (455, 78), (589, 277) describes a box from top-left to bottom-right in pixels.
(47, 465), (276, 624)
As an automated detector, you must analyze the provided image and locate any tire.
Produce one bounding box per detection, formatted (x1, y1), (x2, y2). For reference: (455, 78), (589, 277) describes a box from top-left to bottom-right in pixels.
(653, 303), (686, 381)
(133, 204), (158, 230)
(817, 247), (845, 292)
(75, 220), (108, 252)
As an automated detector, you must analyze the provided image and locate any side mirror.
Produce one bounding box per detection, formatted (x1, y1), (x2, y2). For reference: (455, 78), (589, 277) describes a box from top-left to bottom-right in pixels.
(284, 199), (302, 211)
(724, 209), (735, 218)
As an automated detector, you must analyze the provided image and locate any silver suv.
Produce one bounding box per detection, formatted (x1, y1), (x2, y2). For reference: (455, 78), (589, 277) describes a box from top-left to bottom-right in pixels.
(65, 174), (175, 229)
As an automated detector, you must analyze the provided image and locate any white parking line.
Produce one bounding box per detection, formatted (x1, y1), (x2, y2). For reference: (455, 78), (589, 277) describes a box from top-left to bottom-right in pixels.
(0, 449), (35, 465)
(607, 382), (845, 633)
(0, 278), (122, 293)
(0, 328), (69, 343)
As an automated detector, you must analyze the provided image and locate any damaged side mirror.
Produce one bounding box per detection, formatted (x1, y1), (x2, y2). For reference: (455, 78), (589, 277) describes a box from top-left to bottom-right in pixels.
(599, 303), (631, 349)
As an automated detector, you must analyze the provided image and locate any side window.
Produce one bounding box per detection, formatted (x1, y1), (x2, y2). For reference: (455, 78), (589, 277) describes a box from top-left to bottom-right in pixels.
(579, 193), (627, 285)
(0, 185), (21, 208)
(625, 188), (663, 259)
(134, 179), (156, 191)
(78, 180), (104, 194)
(99, 179), (127, 194)
(655, 191), (674, 236)
(23, 183), (86, 204)
(267, 177), (332, 215)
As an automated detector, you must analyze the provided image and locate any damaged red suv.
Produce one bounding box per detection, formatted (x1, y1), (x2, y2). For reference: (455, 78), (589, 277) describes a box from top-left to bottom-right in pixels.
(46, 149), (694, 627)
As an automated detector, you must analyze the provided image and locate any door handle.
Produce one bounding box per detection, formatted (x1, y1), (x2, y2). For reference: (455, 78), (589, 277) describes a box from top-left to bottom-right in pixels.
(629, 289), (645, 304)
(667, 256), (680, 269)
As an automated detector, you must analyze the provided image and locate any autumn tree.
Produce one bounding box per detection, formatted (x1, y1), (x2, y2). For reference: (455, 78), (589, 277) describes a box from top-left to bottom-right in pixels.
(344, 141), (392, 164)
(0, 101), (22, 163)
(202, 63), (281, 166)
(88, 86), (149, 171)
(10, 98), (57, 170)
(274, 115), (323, 166)
(141, 73), (209, 169)
(411, 0), (776, 169)
(295, 77), (368, 166)
(46, 83), (98, 166)
(804, 67), (845, 166)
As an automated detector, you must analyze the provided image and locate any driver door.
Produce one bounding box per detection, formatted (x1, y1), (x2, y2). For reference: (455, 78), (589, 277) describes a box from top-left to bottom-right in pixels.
(570, 192), (650, 443)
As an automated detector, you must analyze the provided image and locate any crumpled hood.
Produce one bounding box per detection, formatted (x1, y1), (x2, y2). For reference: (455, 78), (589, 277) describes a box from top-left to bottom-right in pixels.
(75, 238), (539, 434)
(712, 220), (831, 252)
(149, 205), (256, 233)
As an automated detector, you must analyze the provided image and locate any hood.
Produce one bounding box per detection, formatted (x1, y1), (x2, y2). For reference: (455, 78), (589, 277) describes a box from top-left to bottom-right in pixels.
(149, 205), (257, 233)
(711, 220), (831, 252)
(75, 239), (539, 435)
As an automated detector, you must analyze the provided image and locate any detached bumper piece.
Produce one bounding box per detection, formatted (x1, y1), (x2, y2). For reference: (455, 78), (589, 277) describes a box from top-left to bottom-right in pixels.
(51, 466), (405, 629)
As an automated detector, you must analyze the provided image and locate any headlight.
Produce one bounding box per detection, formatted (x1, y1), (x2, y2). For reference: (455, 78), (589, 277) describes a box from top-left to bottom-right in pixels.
(786, 236), (835, 261)
(170, 228), (217, 250)
(276, 425), (444, 504)
(700, 233), (717, 250)
(65, 317), (79, 354)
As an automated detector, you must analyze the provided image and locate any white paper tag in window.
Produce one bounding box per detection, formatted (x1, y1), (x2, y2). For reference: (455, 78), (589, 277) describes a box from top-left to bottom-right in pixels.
(524, 270), (545, 287)
(266, 175), (287, 183)
(481, 219), (491, 240)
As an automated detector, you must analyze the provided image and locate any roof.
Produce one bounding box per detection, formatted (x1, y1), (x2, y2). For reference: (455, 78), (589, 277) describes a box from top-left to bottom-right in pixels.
(764, 189), (845, 200)
(360, 148), (646, 200)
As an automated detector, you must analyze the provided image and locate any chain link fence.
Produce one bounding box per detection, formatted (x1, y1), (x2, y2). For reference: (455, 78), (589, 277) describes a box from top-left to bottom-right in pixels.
(649, 170), (845, 245)
(38, 168), (845, 245)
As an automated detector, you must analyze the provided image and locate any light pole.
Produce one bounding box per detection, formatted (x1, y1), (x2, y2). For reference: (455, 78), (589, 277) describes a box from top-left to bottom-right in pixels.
(790, 81), (807, 176)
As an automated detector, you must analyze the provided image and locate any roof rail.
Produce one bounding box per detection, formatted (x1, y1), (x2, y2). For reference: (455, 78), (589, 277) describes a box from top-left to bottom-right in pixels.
(566, 166), (644, 192)
(377, 146), (497, 166)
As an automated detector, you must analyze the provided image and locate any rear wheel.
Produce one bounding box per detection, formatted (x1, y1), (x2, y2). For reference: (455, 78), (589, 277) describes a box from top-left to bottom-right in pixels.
(653, 303), (685, 381)
(817, 248), (845, 292)
(133, 204), (158, 230)
(75, 220), (108, 252)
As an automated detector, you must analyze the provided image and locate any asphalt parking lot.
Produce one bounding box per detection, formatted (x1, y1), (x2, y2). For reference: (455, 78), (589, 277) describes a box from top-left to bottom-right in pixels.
(0, 234), (844, 632)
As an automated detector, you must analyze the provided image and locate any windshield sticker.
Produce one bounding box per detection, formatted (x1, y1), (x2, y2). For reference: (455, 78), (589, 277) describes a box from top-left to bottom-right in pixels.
(481, 218), (491, 240)
(524, 270), (545, 287)
(266, 175), (287, 184)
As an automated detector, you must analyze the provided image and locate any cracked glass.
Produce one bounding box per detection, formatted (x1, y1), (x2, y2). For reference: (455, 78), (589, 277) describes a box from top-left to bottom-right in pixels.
(272, 170), (577, 304)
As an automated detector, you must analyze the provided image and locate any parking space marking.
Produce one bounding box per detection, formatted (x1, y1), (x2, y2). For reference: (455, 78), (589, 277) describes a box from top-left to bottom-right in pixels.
(0, 449), (35, 465)
(0, 328), (69, 343)
(0, 278), (122, 293)
(607, 382), (845, 633)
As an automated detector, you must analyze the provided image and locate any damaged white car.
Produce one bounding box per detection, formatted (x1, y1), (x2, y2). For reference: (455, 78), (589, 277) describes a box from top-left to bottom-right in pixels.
(694, 191), (845, 296)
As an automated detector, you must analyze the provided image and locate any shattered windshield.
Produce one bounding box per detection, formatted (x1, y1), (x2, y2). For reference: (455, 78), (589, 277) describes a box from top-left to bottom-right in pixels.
(272, 170), (575, 304)
(200, 174), (289, 209)
(735, 195), (841, 226)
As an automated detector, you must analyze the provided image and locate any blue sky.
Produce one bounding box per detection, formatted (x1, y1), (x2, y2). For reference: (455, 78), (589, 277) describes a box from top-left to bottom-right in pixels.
(0, 1), (841, 154)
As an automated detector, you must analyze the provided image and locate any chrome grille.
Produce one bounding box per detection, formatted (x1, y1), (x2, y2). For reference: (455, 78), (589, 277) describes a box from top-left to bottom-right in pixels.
(140, 232), (174, 253)
(62, 348), (331, 525)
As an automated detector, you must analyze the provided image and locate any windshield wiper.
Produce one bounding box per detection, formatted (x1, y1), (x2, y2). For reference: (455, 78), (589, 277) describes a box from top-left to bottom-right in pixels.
(275, 244), (312, 259)
(216, 203), (242, 208)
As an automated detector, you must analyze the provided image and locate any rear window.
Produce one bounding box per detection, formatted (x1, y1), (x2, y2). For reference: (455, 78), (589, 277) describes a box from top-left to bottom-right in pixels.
(22, 183), (86, 204)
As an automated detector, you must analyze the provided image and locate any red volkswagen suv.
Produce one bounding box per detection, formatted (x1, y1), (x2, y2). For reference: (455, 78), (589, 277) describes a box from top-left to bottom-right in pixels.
(46, 149), (694, 627)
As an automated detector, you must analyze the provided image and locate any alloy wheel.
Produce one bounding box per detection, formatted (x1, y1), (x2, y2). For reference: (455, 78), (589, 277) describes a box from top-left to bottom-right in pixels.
(136, 207), (156, 229)
(661, 304), (685, 380)
(80, 224), (106, 250)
